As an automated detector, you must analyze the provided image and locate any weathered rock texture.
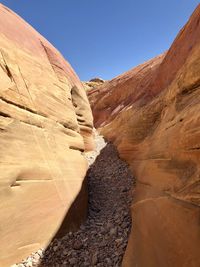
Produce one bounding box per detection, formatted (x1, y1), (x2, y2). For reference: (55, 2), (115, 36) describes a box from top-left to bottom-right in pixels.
(82, 77), (105, 92)
(89, 4), (200, 267)
(0, 4), (93, 267)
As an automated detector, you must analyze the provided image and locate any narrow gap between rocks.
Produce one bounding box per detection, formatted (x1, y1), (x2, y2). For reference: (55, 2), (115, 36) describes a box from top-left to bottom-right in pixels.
(16, 133), (136, 267)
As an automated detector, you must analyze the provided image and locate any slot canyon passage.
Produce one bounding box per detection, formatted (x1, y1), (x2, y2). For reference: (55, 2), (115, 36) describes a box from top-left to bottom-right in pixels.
(1, 3), (200, 267)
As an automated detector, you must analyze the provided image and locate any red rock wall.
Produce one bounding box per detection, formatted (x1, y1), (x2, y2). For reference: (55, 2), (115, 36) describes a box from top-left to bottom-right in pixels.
(0, 4), (94, 267)
(89, 4), (200, 267)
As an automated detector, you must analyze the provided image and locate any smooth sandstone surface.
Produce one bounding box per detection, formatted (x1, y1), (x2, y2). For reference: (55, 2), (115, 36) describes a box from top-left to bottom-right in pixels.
(89, 4), (200, 267)
(0, 4), (94, 267)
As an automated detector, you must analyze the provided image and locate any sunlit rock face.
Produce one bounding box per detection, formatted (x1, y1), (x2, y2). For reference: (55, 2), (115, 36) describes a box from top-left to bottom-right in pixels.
(82, 77), (105, 92)
(0, 4), (94, 267)
(89, 4), (200, 267)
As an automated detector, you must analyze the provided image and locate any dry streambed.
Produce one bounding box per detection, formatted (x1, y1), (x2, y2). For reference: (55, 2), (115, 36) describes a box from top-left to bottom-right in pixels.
(13, 133), (135, 267)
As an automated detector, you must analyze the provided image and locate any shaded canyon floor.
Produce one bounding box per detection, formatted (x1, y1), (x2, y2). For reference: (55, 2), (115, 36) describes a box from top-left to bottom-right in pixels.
(15, 134), (135, 267)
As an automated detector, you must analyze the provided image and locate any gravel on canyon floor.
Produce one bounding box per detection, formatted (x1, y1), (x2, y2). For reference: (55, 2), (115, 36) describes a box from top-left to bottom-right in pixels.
(13, 133), (135, 267)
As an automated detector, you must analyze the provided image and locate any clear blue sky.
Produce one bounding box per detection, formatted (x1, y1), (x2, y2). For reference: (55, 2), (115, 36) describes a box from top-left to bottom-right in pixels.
(1, 0), (199, 80)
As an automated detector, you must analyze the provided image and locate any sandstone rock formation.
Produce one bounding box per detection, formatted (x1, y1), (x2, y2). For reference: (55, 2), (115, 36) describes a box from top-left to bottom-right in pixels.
(82, 77), (105, 91)
(88, 4), (200, 267)
(0, 4), (94, 267)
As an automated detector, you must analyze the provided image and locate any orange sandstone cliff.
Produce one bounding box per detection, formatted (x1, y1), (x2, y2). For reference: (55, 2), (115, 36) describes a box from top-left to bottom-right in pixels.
(0, 4), (94, 267)
(89, 4), (200, 267)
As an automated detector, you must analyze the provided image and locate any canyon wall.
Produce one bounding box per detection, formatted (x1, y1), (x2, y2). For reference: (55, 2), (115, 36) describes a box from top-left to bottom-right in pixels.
(89, 4), (200, 267)
(0, 4), (94, 267)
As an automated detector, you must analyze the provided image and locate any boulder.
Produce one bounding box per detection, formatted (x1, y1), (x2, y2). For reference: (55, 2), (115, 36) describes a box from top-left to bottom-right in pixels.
(0, 4), (94, 267)
(88, 4), (200, 267)
(89, 77), (105, 83)
(82, 77), (105, 91)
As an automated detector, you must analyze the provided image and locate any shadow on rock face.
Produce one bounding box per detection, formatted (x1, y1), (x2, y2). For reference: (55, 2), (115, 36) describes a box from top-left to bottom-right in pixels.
(38, 142), (135, 267)
(53, 176), (88, 239)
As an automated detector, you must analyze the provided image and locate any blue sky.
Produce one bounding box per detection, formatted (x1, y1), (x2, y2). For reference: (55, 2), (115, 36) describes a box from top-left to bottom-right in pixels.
(1, 0), (199, 80)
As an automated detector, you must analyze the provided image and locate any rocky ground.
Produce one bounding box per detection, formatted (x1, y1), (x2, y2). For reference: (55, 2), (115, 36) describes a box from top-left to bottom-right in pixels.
(13, 133), (135, 267)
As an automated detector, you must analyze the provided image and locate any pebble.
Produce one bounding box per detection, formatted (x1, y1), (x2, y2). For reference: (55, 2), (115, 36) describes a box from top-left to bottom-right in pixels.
(69, 257), (78, 265)
(110, 227), (117, 236)
(105, 257), (112, 265)
(91, 251), (98, 265)
(53, 245), (58, 252)
(73, 240), (83, 250)
(62, 249), (68, 256)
